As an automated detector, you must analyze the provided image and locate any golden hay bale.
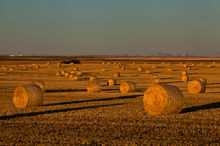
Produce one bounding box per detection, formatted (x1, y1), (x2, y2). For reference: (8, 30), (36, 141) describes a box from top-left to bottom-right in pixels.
(90, 76), (98, 82)
(144, 62), (147, 65)
(182, 71), (188, 76)
(87, 82), (102, 93)
(187, 80), (206, 94)
(13, 84), (43, 109)
(107, 79), (116, 86)
(31, 80), (46, 92)
(64, 72), (70, 78)
(102, 61), (105, 64)
(199, 78), (207, 85)
(145, 70), (152, 74)
(212, 61), (216, 64)
(181, 75), (189, 82)
(73, 67), (78, 71)
(56, 72), (61, 76)
(143, 84), (184, 115)
(114, 72), (120, 77)
(137, 67), (143, 72)
(133, 62), (136, 65)
(69, 75), (79, 81)
(120, 81), (136, 93)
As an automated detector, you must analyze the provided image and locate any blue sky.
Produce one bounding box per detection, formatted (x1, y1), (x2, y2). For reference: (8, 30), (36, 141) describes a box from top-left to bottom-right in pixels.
(0, 0), (220, 56)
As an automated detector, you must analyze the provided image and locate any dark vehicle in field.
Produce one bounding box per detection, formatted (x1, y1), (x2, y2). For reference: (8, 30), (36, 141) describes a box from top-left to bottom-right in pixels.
(61, 59), (80, 64)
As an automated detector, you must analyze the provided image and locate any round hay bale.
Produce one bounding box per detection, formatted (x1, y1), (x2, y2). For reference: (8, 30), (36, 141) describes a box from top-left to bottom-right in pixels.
(114, 72), (120, 77)
(143, 84), (184, 115)
(137, 67), (143, 72)
(13, 84), (43, 109)
(182, 71), (188, 76)
(87, 82), (102, 93)
(120, 81), (136, 93)
(187, 80), (206, 94)
(199, 78), (207, 85)
(181, 75), (189, 82)
(107, 79), (116, 86)
(31, 80), (46, 92)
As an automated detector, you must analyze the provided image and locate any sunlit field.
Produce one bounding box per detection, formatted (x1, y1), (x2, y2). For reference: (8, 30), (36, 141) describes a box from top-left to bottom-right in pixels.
(0, 56), (219, 145)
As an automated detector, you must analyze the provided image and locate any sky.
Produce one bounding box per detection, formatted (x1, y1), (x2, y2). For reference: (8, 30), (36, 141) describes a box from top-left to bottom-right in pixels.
(0, 0), (220, 56)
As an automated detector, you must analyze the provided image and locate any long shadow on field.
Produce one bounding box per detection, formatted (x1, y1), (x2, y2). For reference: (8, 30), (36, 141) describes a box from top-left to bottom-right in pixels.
(162, 81), (182, 84)
(180, 102), (220, 114)
(0, 103), (125, 120)
(207, 83), (220, 85)
(42, 95), (141, 107)
(46, 89), (87, 92)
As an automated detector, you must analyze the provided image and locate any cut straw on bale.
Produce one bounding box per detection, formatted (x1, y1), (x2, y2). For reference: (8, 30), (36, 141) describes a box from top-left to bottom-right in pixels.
(87, 82), (102, 93)
(13, 84), (43, 109)
(143, 84), (184, 115)
(120, 81), (136, 93)
(187, 80), (206, 94)
(107, 79), (116, 86)
(31, 80), (46, 92)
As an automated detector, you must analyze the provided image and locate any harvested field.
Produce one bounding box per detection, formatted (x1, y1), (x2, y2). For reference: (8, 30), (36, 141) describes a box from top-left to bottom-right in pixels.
(0, 57), (220, 145)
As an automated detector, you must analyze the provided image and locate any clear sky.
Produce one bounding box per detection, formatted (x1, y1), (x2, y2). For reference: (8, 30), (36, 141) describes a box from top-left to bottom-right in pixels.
(0, 0), (220, 56)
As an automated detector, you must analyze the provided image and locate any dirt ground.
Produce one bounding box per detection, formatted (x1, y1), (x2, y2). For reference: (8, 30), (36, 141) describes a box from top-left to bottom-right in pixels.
(0, 58), (219, 145)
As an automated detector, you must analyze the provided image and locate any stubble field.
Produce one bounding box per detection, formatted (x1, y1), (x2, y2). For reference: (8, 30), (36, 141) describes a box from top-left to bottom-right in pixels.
(0, 57), (219, 145)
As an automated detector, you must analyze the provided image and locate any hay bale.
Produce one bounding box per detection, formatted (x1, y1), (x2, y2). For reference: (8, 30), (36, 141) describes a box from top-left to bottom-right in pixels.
(56, 72), (61, 76)
(133, 62), (136, 65)
(114, 72), (120, 77)
(120, 67), (125, 71)
(143, 84), (184, 115)
(107, 79), (116, 86)
(31, 80), (46, 92)
(102, 61), (105, 64)
(181, 75), (189, 82)
(182, 71), (188, 76)
(137, 67), (143, 72)
(87, 82), (102, 93)
(187, 80), (206, 94)
(13, 84), (43, 109)
(120, 81), (136, 93)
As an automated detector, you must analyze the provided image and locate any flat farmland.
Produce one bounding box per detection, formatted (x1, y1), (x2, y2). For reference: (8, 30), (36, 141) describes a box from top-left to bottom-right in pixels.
(0, 57), (219, 145)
